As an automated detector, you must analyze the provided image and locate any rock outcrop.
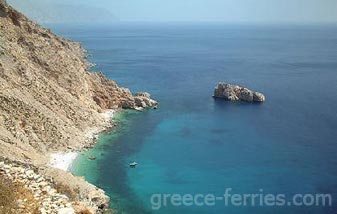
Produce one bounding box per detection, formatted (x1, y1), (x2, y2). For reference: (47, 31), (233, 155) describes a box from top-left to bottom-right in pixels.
(89, 73), (158, 110)
(0, 1), (158, 161)
(0, 160), (75, 214)
(0, 1), (157, 213)
(134, 92), (158, 109)
(214, 83), (266, 102)
(0, 158), (109, 213)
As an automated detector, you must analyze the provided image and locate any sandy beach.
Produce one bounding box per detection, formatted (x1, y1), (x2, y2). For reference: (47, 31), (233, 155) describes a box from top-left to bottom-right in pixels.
(49, 109), (115, 172)
(49, 152), (78, 171)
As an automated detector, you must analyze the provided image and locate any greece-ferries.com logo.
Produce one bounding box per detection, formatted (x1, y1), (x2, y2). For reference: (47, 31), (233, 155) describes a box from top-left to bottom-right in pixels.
(150, 188), (332, 210)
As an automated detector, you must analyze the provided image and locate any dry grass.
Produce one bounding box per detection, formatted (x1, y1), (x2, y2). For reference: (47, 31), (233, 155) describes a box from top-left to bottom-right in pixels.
(0, 176), (16, 214)
(55, 182), (80, 201)
(76, 209), (93, 214)
(0, 175), (40, 214)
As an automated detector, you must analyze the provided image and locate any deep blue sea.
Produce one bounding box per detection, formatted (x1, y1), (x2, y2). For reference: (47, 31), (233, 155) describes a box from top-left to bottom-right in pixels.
(51, 23), (337, 214)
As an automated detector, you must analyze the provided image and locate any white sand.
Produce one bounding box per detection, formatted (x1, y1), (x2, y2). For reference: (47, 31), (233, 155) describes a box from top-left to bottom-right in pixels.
(49, 152), (78, 171)
(50, 110), (115, 172)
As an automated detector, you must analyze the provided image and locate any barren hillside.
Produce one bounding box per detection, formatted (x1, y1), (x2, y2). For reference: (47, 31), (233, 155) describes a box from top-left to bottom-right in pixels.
(0, 1), (157, 212)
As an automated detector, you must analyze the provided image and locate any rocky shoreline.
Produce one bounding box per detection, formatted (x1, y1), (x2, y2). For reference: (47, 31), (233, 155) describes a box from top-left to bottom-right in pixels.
(0, 1), (158, 213)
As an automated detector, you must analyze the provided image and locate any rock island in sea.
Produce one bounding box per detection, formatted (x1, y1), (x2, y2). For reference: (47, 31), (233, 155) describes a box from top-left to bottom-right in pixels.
(214, 82), (266, 102)
(0, 1), (157, 213)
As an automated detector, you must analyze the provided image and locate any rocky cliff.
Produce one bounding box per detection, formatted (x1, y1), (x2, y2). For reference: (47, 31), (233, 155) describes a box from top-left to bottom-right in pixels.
(0, 1), (157, 213)
(0, 0), (157, 163)
(214, 83), (265, 102)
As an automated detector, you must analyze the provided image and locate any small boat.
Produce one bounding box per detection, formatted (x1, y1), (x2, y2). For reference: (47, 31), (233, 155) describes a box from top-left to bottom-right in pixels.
(129, 162), (138, 168)
(88, 155), (96, 160)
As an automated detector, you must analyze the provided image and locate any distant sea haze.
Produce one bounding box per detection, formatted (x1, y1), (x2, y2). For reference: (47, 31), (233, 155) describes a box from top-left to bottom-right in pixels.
(11, 0), (337, 24)
(7, 0), (117, 24)
(51, 23), (337, 214)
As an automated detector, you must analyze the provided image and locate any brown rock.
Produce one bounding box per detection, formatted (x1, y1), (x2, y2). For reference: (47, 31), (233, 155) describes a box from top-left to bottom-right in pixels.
(0, 1), (156, 212)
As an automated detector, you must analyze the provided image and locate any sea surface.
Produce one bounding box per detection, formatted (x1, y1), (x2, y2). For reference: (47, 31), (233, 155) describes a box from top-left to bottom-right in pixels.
(51, 23), (337, 214)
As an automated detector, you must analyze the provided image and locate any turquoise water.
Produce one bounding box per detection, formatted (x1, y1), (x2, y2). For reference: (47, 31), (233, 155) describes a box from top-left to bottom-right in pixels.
(52, 24), (337, 214)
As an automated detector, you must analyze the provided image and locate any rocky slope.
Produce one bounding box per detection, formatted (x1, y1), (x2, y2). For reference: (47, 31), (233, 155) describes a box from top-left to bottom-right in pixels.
(1, 160), (73, 214)
(214, 83), (265, 102)
(0, 1), (157, 213)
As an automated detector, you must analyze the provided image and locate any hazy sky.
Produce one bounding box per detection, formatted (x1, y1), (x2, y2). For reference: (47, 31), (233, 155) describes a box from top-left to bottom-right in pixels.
(10, 0), (337, 24)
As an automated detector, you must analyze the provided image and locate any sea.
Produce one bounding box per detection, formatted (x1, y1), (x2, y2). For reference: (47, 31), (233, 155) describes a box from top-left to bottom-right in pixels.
(50, 23), (337, 214)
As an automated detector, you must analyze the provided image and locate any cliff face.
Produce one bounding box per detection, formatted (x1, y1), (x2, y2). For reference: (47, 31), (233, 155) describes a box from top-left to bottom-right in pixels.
(0, 1), (157, 163)
(0, 1), (159, 212)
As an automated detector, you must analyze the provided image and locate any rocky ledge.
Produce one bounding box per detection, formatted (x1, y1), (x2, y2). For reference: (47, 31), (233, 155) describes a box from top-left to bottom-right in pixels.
(0, 1), (156, 213)
(213, 83), (266, 102)
(0, 161), (74, 214)
(134, 92), (158, 110)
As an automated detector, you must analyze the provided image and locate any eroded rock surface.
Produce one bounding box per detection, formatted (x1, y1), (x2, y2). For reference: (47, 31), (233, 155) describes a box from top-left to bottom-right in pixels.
(214, 83), (265, 102)
(0, 160), (77, 214)
(0, 1), (157, 213)
(0, 1), (158, 162)
(134, 92), (158, 109)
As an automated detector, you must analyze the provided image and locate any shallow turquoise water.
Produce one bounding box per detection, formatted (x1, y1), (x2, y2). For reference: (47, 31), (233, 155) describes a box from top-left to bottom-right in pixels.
(53, 24), (337, 214)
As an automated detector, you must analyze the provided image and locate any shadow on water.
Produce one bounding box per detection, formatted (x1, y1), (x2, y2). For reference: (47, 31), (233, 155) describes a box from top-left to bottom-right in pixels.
(94, 110), (163, 214)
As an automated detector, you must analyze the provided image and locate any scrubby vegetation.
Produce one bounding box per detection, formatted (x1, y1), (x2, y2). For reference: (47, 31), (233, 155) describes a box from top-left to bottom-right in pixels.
(0, 176), (16, 213)
(55, 182), (81, 201)
(0, 175), (40, 214)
